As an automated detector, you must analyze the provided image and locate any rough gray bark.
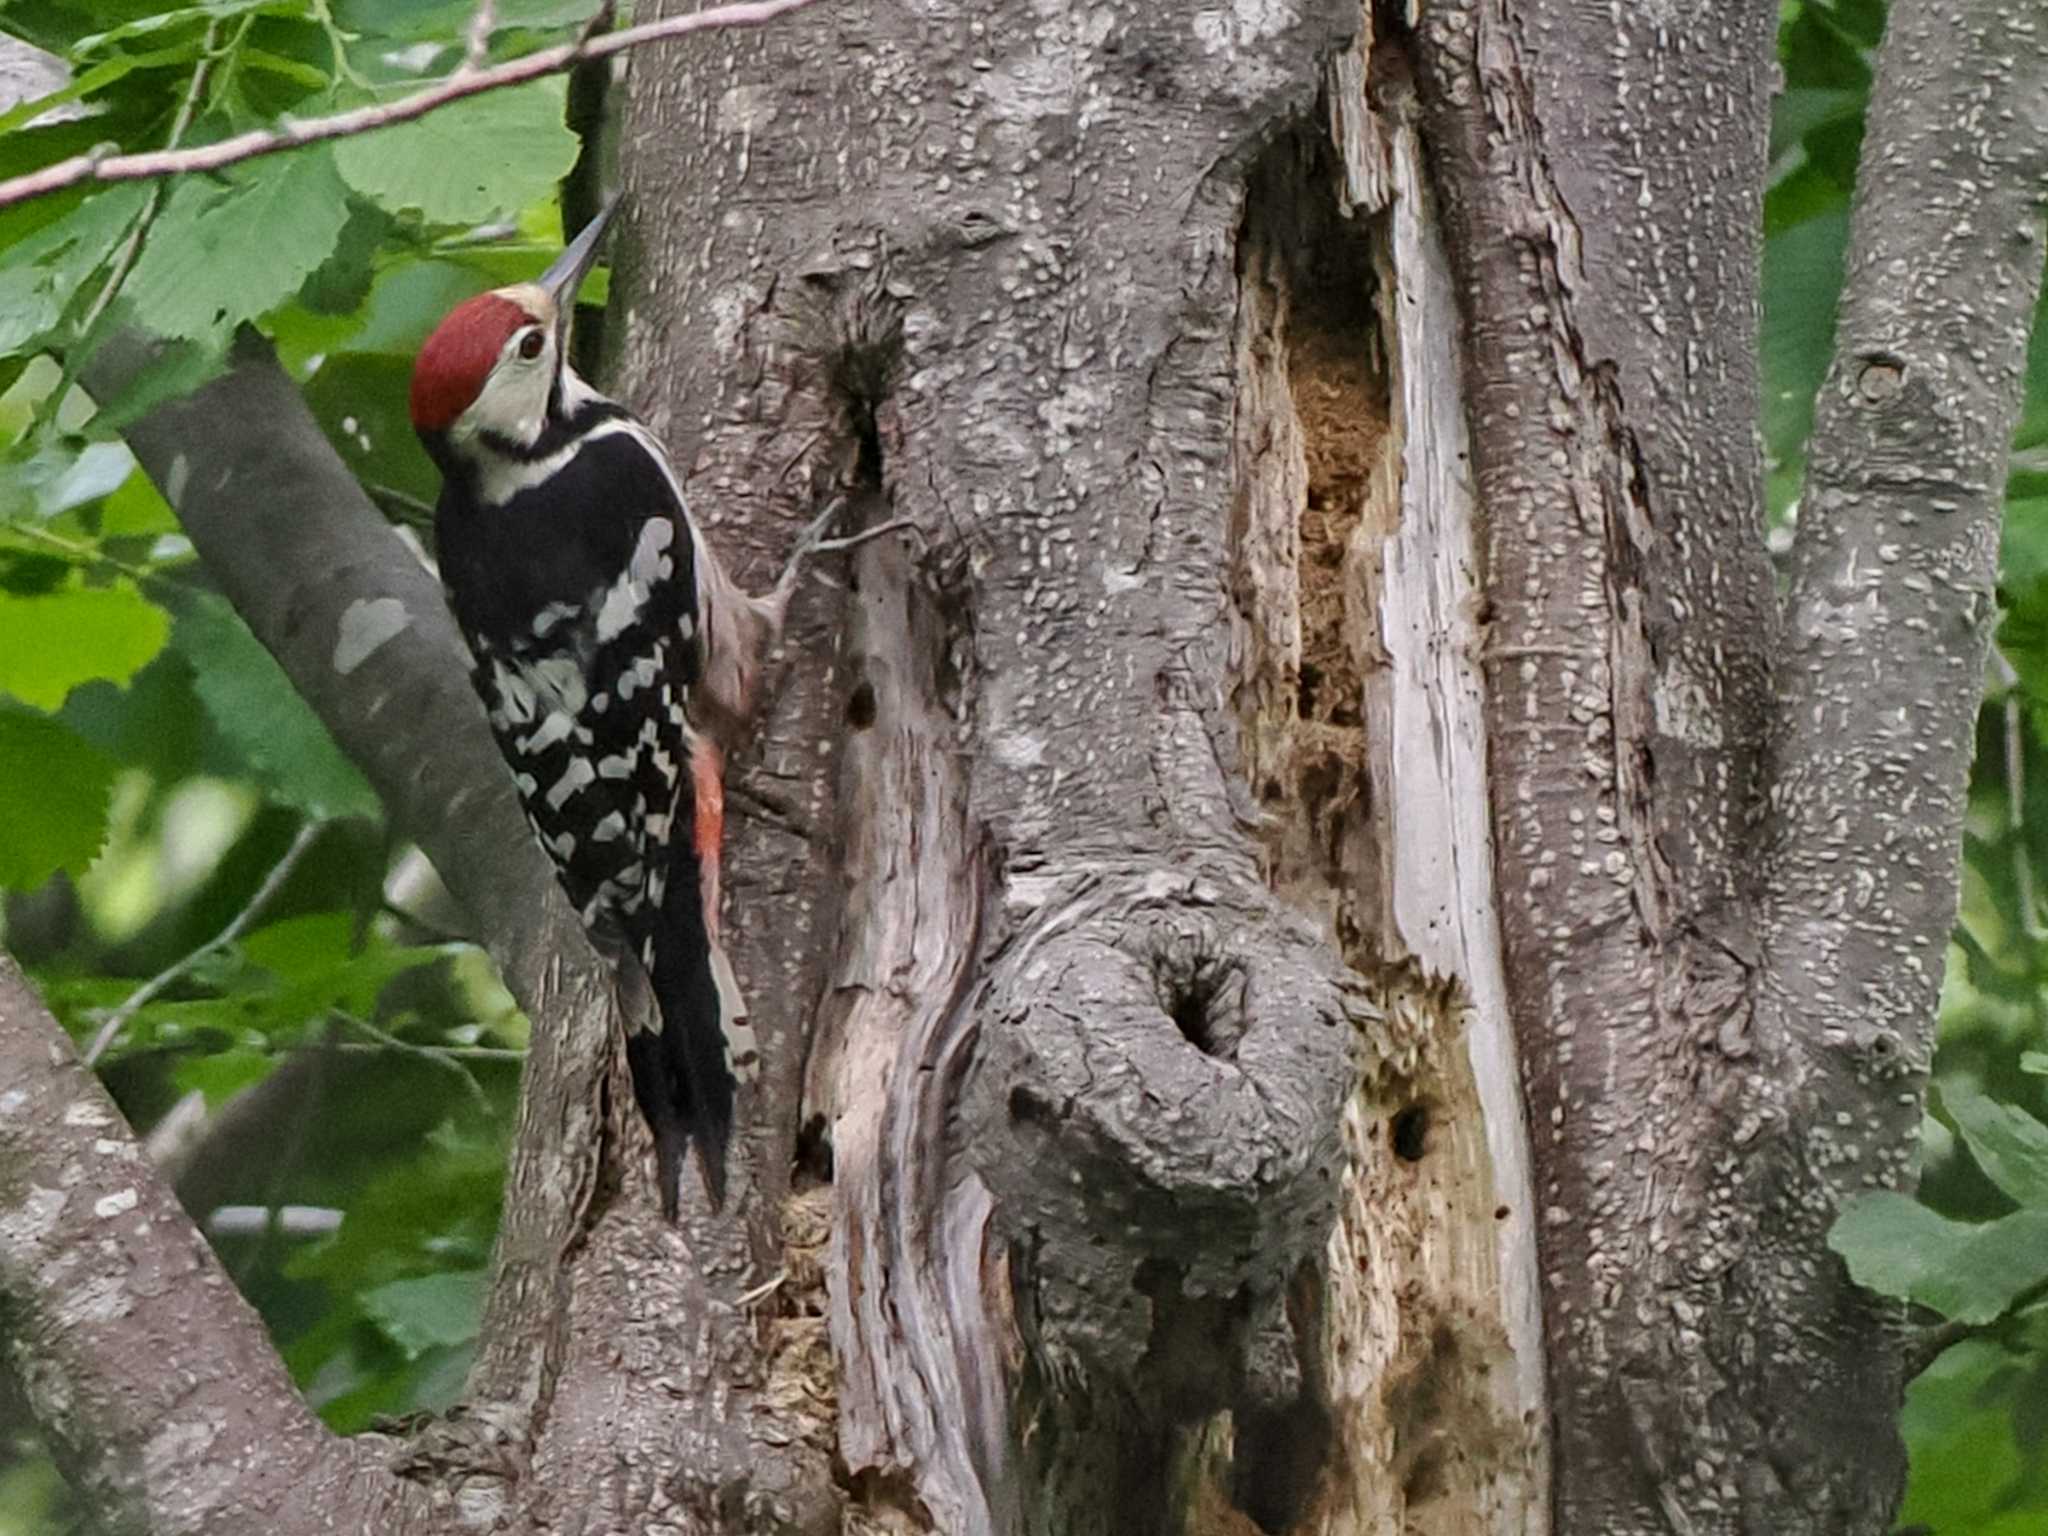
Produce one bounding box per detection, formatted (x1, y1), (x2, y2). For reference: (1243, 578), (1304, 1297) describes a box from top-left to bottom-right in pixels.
(5, 0), (2043, 1533)
(607, 0), (1565, 1531)
(1405, 0), (2048, 1528)
(0, 955), (427, 1536)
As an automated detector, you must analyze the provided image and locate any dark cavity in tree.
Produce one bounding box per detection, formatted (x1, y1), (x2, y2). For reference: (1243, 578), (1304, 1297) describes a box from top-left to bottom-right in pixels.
(1391, 1104), (1429, 1162)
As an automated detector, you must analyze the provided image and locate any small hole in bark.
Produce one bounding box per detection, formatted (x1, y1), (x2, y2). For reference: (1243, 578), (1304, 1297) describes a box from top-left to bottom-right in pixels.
(794, 1113), (834, 1183)
(846, 679), (877, 729)
(1297, 662), (1323, 718)
(1391, 1105), (1429, 1161)
(1494, 1204), (1510, 1220)
(1008, 1085), (1053, 1126)
(1152, 938), (1245, 1058)
(1170, 992), (1211, 1052)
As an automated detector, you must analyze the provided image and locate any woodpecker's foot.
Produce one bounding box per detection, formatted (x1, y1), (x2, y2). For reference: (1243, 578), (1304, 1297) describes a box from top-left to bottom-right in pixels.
(772, 501), (918, 602)
(807, 516), (919, 557)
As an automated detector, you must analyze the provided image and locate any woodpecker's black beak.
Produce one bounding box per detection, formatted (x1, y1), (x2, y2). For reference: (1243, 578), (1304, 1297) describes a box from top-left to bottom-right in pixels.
(541, 197), (618, 352)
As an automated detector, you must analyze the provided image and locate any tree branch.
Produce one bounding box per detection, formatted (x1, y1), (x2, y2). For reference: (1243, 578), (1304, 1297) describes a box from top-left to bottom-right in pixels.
(0, 953), (425, 1536)
(1766, 0), (2048, 1172)
(81, 329), (619, 1427)
(0, 0), (821, 210)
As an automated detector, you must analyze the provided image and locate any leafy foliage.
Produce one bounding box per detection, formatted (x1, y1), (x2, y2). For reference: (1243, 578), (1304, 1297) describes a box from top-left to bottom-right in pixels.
(0, 0), (2043, 1530)
(0, 3), (601, 1521)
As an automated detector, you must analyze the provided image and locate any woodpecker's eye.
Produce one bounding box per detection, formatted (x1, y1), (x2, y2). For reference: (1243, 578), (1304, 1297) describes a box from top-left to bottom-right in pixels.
(518, 330), (546, 361)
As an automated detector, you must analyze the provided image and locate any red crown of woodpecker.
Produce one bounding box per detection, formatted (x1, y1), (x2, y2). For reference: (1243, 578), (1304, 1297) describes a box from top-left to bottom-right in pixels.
(409, 291), (537, 433)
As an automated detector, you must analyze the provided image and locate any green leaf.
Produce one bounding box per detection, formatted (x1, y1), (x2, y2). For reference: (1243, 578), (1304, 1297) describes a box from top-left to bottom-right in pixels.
(71, 2), (302, 57)
(0, 709), (116, 888)
(288, 1116), (505, 1293)
(1921, 1211), (2048, 1324)
(1832, 1193), (2048, 1324)
(359, 1268), (486, 1358)
(0, 435), (135, 522)
(122, 149), (353, 344)
(0, 582), (169, 709)
(335, 0), (602, 45)
(1760, 206), (1849, 514)
(0, 185), (149, 357)
(333, 78), (577, 224)
(2022, 1053), (2048, 1077)
(1769, 86), (1862, 163)
(240, 47), (335, 91)
(1831, 1191), (1958, 1302)
(94, 467), (177, 538)
(0, 48), (190, 137)
(171, 1045), (276, 1105)
(170, 592), (381, 821)
(2003, 497), (2048, 599)
(1945, 1081), (2048, 1209)
(299, 351), (440, 503)
(238, 911), (452, 1021)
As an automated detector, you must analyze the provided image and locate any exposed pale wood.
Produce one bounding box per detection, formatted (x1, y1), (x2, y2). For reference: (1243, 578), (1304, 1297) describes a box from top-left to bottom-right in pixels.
(807, 517), (1010, 1533)
(1224, 64), (1546, 1534)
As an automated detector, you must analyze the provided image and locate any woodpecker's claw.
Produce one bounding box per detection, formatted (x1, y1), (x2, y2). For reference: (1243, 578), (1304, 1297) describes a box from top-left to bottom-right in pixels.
(806, 516), (920, 557)
(772, 501), (918, 602)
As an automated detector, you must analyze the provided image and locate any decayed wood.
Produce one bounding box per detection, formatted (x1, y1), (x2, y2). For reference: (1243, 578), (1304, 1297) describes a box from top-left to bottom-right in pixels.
(1224, 42), (1546, 1531)
(805, 514), (1009, 1534)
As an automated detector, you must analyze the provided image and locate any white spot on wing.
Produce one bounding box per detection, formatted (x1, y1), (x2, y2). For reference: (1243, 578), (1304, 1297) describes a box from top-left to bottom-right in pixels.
(491, 662), (538, 725)
(522, 710), (577, 753)
(526, 657), (588, 713)
(595, 519), (674, 643)
(532, 602), (578, 638)
(545, 756), (596, 810)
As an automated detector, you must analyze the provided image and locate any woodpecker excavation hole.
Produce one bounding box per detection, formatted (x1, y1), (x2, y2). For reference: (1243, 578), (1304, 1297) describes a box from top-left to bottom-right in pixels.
(1229, 127), (1393, 956)
(1291, 323), (1382, 735)
(845, 679), (877, 729)
(1390, 1104), (1429, 1162)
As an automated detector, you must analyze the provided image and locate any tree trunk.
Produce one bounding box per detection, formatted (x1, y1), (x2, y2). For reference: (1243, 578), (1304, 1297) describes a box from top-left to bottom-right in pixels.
(610, 0), (1552, 1529)
(6, 0), (2044, 1533)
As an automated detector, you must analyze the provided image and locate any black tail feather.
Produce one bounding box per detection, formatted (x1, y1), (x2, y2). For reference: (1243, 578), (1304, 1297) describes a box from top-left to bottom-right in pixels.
(621, 920), (737, 1219)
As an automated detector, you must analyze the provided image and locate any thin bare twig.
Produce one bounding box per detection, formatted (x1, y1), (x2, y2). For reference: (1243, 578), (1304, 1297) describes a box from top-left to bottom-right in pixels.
(83, 820), (325, 1066)
(0, 0), (823, 210)
(461, 0), (499, 72)
(335, 1039), (524, 1061)
(334, 1008), (492, 1111)
(364, 480), (437, 532)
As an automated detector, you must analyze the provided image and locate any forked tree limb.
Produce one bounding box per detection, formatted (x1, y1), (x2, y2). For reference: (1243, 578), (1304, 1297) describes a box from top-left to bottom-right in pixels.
(0, 953), (427, 1536)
